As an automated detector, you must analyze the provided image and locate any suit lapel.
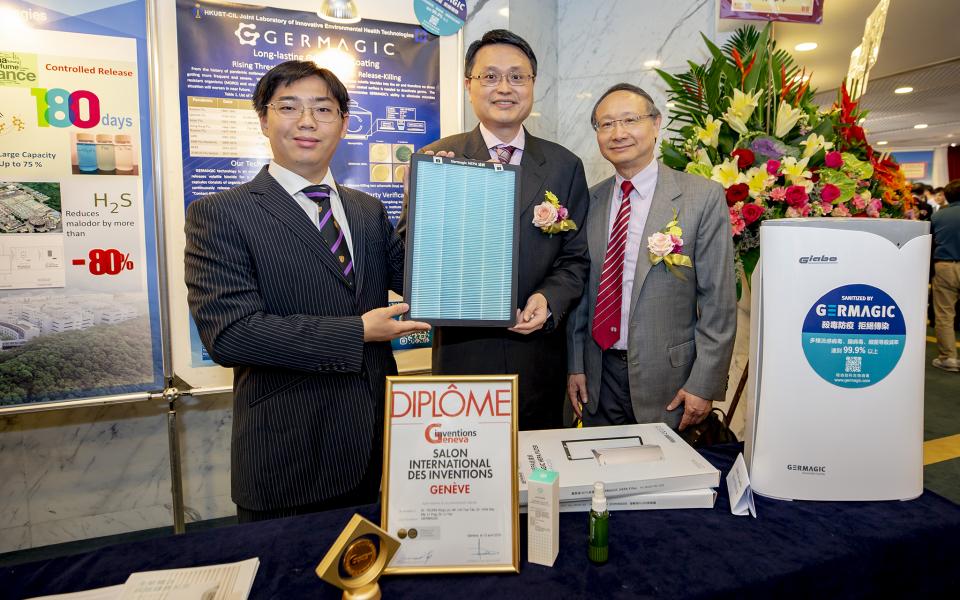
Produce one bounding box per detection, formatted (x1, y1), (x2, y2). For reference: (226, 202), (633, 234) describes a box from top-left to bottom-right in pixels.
(461, 126), (492, 161)
(250, 167), (354, 289)
(518, 130), (548, 221)
(338, 184), (365, 296)
(590, 177), (616, 273)
(629, 163), (682, 320)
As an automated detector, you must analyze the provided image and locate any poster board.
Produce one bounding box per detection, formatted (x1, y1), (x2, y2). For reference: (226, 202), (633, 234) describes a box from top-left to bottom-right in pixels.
(156, 0), (463, 390)
(0, 0), (164, 410)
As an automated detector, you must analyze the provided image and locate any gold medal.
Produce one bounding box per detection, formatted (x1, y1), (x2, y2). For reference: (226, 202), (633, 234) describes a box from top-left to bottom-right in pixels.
(341, 538), (378, 578)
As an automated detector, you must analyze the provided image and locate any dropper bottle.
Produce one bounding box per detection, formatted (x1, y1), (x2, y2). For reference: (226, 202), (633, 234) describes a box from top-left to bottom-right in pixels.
(588, 481), (609, 564)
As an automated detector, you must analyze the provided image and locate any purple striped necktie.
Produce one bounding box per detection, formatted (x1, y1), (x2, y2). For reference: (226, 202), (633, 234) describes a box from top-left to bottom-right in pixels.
(592, 179), (635, 350)
(302, 184), (354, 284)
(494, 144), (516, 164)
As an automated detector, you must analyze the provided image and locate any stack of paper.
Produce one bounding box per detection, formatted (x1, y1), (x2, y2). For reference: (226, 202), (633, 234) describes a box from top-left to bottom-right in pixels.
(27, 557), (260, 600)
(518, 424), (719, 512)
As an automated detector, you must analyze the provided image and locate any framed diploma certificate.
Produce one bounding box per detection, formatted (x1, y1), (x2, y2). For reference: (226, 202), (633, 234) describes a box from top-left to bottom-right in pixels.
(382, 375), (519, 574)
(403, 154), (520, 326)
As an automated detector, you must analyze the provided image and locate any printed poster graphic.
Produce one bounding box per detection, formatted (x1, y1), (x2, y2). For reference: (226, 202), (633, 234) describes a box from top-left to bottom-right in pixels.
(177, 0), (440, 365)
(0, 0), (163, 406)
(801, 284), (906, 388)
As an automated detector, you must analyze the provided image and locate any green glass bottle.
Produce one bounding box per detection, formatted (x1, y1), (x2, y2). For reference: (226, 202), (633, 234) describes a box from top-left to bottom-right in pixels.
(588, 481), (609, 564)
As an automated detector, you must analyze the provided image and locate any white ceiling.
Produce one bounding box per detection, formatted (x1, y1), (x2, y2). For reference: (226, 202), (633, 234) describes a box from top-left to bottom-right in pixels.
(770, 0), (960, 149)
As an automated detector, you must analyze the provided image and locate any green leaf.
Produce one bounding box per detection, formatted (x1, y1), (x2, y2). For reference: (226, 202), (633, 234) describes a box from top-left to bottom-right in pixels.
(741, 247), (761, 290)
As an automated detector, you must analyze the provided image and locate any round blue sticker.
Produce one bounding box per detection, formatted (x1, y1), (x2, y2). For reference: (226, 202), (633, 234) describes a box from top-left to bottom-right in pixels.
(800, 284), (905, 388)
(413, 0), (466, 36)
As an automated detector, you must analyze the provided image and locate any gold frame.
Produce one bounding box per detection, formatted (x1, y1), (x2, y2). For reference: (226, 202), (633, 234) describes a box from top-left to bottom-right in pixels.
(381, 375), (520, 575)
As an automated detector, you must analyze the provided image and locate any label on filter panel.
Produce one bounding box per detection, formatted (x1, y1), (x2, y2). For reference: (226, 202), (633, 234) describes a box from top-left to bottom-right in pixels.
(801, 284), (905, 388)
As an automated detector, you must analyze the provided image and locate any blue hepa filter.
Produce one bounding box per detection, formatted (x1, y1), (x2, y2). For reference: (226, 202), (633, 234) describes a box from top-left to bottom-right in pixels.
(406, 156), (519, 326)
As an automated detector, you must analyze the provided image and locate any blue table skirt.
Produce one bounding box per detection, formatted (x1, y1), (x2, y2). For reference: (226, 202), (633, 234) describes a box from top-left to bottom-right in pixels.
(4, 444), (959, 599)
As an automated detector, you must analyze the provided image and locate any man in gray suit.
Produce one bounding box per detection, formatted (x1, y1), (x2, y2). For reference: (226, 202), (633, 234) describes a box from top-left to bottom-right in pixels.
(185, 61), (429, 521)
(566, 84), (736, 430)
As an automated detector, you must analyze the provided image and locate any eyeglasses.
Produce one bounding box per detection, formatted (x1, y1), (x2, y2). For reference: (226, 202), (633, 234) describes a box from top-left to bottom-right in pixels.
(594, 114), (658, 132)
(468, 72), (536, 87)
(267, 101), (343, 122)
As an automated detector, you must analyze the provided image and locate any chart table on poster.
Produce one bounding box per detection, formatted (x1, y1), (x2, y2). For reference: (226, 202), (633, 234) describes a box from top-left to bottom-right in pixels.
(186, 96), (270, 158)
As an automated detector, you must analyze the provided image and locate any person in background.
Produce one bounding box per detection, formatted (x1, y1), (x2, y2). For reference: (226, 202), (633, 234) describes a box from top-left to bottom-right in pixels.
(930, 179), (960, 372)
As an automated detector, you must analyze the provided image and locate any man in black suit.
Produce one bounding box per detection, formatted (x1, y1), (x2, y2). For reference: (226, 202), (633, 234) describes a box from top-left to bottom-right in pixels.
(185, 61), (429, 522)
(399, 30), (589, 430)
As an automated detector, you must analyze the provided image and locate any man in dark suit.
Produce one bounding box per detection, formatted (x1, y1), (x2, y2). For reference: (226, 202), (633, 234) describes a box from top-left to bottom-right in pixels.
(185, 61), (429, 522)
(399, 30), (590, 431)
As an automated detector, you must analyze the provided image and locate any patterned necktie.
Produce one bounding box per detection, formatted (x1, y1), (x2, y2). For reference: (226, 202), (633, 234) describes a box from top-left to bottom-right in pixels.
(302, 184), (354, 284)
(494, 144), (516, 164)
(592, 179), (635, 350)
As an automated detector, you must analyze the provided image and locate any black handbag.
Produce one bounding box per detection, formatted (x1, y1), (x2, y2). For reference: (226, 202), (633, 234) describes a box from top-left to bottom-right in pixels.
(678, 408), (738, 448)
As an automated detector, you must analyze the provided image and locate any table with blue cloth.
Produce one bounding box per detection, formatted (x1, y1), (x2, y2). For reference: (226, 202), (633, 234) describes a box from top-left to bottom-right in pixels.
(4, 444), (959, 599)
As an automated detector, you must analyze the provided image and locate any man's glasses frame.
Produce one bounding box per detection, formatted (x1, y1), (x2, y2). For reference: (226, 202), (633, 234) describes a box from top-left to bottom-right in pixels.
(467, 71), (536, 87)
(593, 113), (658, 132)
(267, 101), (344, 123)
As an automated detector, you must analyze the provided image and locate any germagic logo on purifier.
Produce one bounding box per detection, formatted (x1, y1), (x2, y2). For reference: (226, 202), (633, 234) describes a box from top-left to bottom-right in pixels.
(786, 463), (827, 475)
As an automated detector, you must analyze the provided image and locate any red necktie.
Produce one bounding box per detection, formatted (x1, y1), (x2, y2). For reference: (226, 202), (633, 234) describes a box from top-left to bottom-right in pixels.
(494, 144), (516, 164)
(592, 180), (635, 350)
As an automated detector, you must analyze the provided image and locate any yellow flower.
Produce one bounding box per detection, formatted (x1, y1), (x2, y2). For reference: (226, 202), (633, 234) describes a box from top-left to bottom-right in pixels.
(800, 133), (834, 158)
(711, 157), (744, 188)
(722, 89), (762, 135)
(544, 190), (560, 206)
(694, 115), (721, 148)
(745, 166), (773, 198)
(781, 156), (812, 186)
(774, 100), (804, 138)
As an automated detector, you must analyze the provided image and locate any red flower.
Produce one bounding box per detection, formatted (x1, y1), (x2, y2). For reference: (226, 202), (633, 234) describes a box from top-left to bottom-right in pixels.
(785, 185), (808, 208)
(824, 151), (843, 169)
(766, 159), (781, 175)
(820, 183), (841, 203)
(725, 183), (750, 206)
(741, 203), (764, 224)
(731, 148), (755, 170)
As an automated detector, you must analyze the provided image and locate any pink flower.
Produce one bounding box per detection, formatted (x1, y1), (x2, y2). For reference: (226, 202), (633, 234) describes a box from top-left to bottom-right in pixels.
(766, 159), (781, 176)
(670, 234), (684, 254)
(852, 195), (867, 210)
(785, 206), (801, 218)
(820, 183), (841, 203)
(728, 207), (746, 236)
(557, 205), (568, 221)
(831, 203), (851, 217)
(824, 151), (843, 169)
(769, 186), (787, 202)
(866, 199), (882, 218)
(648, 232), (676, 257)
(532, 201), (559, 228)
(799, 203), (812, 217)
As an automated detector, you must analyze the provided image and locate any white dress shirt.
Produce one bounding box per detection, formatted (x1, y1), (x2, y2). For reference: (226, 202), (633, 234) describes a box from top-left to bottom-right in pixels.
(269, 161), (354, 257)
(607, 160), (659, 350)
(479, 123), (525, 165)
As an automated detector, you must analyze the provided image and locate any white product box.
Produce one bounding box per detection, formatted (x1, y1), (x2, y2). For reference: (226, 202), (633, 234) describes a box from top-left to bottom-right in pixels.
(526, 468), (559, 567)
(518, 423), (720, 504)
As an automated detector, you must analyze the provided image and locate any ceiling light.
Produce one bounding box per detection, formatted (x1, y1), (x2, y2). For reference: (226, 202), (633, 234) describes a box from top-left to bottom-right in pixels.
(643, 59), (661, 68)
(952, 143), (958, 147)
(876, 141), (888, 145)
(317, 0), (360, 24)
(914, 123), (928, 129)
(894, 86), (914, 94)
(794, 42), (818, 52)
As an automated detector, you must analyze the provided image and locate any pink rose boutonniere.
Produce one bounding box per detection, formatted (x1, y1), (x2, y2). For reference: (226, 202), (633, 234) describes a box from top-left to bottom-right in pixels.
(648, 209), (693, 279)
(533, 190), (577, 235)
